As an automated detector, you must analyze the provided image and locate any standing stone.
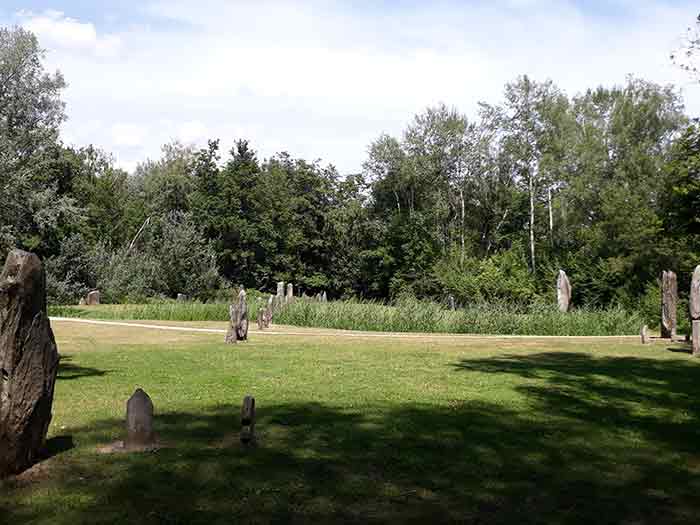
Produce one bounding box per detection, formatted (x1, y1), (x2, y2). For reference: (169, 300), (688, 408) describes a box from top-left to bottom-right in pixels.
(286, 283), (294, 304)
(176, 293), (187, 302)
(225, 287), (248, 343)
(257, 308), (265, 330)
(240, 395), (256, 444)
(78, 297), (86, 306)
(693, 321), (700, 357)
(125, 388), (155, 450)
(276, 281), (285, 301)
(264, 296), (274, 328)
(640, 325), (650, 345)
(690, 265), (700, 321)
(448, 295), (456, 311)
(556, 270), (571, 313)
(661, 270), (678, 339)
(0, 250), (60, 478)
(86, 290), (100, 306)
(321, 291), (327, 303)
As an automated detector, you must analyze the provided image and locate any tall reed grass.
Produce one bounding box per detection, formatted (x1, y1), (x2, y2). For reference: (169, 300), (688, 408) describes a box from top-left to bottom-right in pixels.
(49, 297), (642, 336)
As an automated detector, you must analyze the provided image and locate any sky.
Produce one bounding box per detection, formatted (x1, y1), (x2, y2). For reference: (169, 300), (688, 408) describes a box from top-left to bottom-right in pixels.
(1, 1), (699, 174)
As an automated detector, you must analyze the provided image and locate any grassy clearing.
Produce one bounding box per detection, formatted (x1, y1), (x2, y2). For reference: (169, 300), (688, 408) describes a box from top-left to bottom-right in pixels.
(50, 299), (643, 336)
(2, 322), (699, 523)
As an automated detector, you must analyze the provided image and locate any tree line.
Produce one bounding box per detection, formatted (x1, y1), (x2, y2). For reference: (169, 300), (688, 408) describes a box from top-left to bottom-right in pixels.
(1, 26), (699, 307)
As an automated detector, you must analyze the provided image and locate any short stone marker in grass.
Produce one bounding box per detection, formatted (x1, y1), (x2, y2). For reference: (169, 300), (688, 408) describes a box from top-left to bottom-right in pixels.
(86, 290), (100, 306)
(640, 325), (650, 344)
(226, 287), (249, 344)
(125, 388), (155, 450)
(693, 321), (699, 357)
(240, 395), (256, 445)
(0, 250), (59, 478)
(286, 283), (294, 304)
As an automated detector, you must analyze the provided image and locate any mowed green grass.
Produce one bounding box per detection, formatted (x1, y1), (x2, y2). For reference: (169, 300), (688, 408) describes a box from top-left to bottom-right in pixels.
(3, 321), (700, 524)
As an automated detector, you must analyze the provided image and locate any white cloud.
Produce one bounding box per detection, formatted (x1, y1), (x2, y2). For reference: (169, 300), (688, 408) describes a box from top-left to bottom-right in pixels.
(13, 2), (700, 174)
(18, 10), (122, 57)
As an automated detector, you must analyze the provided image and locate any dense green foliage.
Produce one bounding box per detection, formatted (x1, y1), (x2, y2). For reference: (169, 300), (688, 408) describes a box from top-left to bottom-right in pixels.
(2, 26), (699, 313)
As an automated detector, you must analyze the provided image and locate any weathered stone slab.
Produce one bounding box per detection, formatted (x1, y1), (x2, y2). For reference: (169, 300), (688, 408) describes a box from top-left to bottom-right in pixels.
(0, 250), (60, 478)
(693, 320), (700, 357)
(257, 308), (265, 330)
(264, 296), (273, 328)
(448, 295), (456, 311)
(78, 297), (86, 306)
(321, 291), (327, 303)
(286, 283), (294, 304)
(86, 290), (100, 305)
(240, 395), (255, 444)
(277, 281), (285, 299)
(640, 325), (650, 345)
(661, 270), (678, 339)
(176, 293), (187, 302)
(125, 388), (155, 450)
(690, 265), (700, 321)
(556, 270), (571, 313)
(225, 287), (248, 343)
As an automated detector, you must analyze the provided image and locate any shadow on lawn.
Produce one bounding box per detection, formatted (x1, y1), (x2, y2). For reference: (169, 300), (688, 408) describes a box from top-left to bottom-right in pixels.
(6, 352), (700, 524)
(57, 355), (109, 381)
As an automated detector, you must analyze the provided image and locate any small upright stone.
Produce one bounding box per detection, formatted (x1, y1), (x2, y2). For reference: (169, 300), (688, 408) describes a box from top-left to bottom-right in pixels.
(286, 283), (294, 304)
(448, 295), (456, 311)
(0, 250), (59, 478)
(78, 297), (86, 306)
(125, 388), (155, 450)
(257, 308), (265, 330)
(225, 287), (248, 344)
(556, 270), (571, 313)
(276, 281), (285, 301)
(264, 296), (274, 328)
(176, 293), (187, 302)
(640, 325), (650, 345)
(86, 290), (100, 305)
(240, 395), (256, 444)
(690, 265), (700, 321)
(321, 291), (327, 303)
(661, 270), (678, 339)
(693, 321), (700, 357)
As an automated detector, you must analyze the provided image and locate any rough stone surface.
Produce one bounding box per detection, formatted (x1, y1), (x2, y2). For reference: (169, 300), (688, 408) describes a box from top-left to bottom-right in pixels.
(125, 388), (155, 450)
(240, 395), (255, 444)
(264, 296), (273, 328)
(640, 325), (649, 345)
(257, 308), (265, 330)
(78, 297), (86, 306)
(176, 293), (187, 302)
(225, 287), (248, 343)
(0, 250), (59, 478)
(693, 321), (700, 357)
(661, 270), (678, 339)
(690, 265), (700, 321)
(86, 290), (100, 305)
(276, 281), (285, 300)
(286, 283), (294, 304)
(556, 270), (571, 313)
(448, 295), (456, 311)
(321, 291), (327, 303)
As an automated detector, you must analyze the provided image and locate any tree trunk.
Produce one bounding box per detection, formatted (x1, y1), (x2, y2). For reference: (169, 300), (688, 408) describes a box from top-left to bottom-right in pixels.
(529, 174), (536, 272)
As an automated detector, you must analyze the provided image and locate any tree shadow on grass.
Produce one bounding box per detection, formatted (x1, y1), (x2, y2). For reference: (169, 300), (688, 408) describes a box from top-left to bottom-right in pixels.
(57, 355), (109, 381)
(4, 352), (700, 524)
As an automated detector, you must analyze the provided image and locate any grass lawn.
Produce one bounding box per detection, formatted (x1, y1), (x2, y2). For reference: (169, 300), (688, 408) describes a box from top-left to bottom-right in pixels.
(2, 320), (700, 524)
